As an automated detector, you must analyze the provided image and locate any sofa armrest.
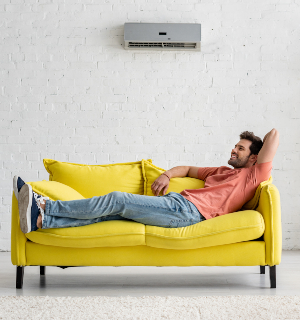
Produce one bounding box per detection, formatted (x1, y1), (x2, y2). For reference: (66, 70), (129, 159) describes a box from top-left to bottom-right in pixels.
(11, 192), (27, 266)
(11, 180), (85, 266)
(256, 184), (282, 266)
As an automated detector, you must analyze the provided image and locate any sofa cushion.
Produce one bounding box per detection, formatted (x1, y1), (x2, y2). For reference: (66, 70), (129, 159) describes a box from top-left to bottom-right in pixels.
(43, 159), (152, 198)
(27, 180), (85, 201)
(145, 210), (265, 250)
(26, 210), (264, 250)
(26, 220), (146, 248)
(142, 159), (204, 196)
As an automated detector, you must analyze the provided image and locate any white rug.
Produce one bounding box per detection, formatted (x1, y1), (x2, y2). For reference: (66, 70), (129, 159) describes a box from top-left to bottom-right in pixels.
(1, 295), (300, 319)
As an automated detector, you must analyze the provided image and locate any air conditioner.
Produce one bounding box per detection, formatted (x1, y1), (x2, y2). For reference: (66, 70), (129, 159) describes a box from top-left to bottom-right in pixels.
(124, 23), (201, 51)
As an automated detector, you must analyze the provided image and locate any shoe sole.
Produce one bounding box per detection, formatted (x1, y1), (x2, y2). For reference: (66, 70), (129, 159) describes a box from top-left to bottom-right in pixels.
(18, 184), (32, 234)
(13, 175), (19, 201)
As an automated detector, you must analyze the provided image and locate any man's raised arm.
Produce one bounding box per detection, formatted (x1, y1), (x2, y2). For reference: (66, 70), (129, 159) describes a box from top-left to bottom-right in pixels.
(257, 128), (279, 164)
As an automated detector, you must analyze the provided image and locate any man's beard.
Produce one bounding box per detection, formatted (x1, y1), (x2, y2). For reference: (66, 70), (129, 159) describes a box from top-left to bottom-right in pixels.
(228, 155), (250, 168)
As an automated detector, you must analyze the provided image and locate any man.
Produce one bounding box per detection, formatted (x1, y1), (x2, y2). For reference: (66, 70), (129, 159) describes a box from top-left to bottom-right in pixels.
(13, 129), (279, 234)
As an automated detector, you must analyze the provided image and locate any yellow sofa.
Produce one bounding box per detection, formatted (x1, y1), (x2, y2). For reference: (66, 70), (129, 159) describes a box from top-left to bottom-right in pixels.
(11, 159), (282, 289)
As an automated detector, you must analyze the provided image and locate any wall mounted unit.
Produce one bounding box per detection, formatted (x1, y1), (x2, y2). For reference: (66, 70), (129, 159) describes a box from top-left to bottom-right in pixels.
(124, 23), (201, 51)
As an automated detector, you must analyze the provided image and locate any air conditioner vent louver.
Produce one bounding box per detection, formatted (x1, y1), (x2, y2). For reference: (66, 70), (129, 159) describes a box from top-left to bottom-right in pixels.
(128, 42), (197, 49)
(124, 23), (201, 51)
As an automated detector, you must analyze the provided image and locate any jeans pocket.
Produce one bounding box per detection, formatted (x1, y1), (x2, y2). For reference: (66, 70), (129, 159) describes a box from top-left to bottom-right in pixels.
(168, 219), (196, 228)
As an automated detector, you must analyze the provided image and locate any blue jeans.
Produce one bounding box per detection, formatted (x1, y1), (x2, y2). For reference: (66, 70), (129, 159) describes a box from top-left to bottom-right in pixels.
(42, 191), (206, 229)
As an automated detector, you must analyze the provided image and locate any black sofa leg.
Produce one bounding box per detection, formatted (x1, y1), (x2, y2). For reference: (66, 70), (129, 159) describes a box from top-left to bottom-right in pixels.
(16, 266), (24, 289)
(269, 265), (276, 288)
(260, 266), (265, 274)
(40, 266), (45, 276)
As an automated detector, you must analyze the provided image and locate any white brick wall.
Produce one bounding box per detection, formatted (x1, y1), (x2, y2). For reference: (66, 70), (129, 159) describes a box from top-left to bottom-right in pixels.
(1, 0), (299, 251)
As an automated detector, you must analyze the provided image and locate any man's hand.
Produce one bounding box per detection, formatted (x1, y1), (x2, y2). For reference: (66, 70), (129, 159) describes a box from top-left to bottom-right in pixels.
(151, 174), (170, 196)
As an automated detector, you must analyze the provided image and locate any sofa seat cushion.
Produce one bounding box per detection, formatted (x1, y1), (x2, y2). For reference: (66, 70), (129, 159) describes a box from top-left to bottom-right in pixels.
(26, 220), (146, 248)
(145, 210), (265, 250)
(26, 210), (264, 250)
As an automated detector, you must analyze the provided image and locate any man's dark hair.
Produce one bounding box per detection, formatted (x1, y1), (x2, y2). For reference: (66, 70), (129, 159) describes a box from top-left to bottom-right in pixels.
(240, 131), (263, 155)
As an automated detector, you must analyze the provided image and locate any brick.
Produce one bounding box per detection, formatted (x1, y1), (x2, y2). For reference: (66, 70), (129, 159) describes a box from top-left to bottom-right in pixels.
(95, 153), (110, 164)
(5, 4), (32, 12)
(0, 239), (10, 251)
(69, 153), (96, 164)
(108, 153), (125, 163)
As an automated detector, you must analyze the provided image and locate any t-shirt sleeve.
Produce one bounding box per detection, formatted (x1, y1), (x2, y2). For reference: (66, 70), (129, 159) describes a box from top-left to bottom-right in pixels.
(198, 167), (219, 181)
(252, 161), (273, 184)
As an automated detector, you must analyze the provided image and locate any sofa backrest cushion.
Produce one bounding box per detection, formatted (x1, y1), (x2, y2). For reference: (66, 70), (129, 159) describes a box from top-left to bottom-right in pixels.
(27, 180), (85, 201)
(142, 159), (204, 196)
(43, 159), (152, 198)
(242, 175), (273, 210)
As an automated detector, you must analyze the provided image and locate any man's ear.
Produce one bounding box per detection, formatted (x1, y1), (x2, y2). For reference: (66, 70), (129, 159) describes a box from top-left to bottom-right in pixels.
(250, 154), (258, 165)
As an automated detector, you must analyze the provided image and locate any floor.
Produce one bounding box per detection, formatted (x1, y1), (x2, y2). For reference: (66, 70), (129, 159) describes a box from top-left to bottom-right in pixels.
(1, 251), (299, 297)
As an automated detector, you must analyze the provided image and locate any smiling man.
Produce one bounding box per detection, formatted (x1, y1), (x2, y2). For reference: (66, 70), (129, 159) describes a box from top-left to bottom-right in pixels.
(13, 129), (279, 233)
(156, 129), (279, 220)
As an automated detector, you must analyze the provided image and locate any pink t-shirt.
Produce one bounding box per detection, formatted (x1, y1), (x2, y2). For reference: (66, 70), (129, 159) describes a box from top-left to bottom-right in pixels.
(180, 161), (272, 220)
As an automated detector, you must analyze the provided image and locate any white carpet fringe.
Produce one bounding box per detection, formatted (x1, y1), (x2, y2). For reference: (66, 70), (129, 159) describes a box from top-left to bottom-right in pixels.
(0, 295), (300, 320)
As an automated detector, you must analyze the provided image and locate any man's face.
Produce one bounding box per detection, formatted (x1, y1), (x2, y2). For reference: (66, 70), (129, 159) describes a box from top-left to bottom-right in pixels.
(228, 139), (254, 168)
